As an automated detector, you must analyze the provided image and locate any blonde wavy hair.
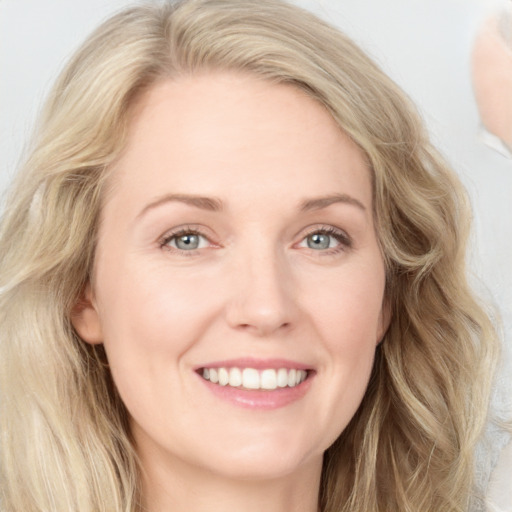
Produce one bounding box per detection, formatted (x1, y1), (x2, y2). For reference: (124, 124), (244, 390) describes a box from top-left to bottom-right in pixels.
(0, 0), (498, 510)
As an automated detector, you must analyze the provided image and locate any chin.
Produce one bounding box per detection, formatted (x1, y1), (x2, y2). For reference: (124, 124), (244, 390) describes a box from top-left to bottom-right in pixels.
(189, 428), (326, 482)
(204, 449), (320, 482)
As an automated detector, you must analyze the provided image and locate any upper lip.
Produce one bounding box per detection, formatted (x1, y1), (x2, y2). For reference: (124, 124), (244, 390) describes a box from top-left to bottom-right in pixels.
(195, 358), (313, 371)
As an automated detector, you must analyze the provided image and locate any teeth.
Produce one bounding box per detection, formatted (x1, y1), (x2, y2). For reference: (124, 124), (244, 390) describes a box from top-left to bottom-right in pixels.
(277, 368), (288, 387)
(260, 369), (277, 390)
(242, 368), (260, 389)
(218, 367), (229, 386)
(229, 367), (242, 387)
(201, 367), (308, 390)
(288, 369), (296, 387)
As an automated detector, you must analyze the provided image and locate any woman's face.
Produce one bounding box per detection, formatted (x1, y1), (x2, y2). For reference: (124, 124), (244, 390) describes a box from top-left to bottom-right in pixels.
(74, 73), (388, 483)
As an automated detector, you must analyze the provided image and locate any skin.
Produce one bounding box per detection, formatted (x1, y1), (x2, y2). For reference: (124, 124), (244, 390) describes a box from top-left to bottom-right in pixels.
(472, 11), (512, 149)
(73, 72), (389, 512)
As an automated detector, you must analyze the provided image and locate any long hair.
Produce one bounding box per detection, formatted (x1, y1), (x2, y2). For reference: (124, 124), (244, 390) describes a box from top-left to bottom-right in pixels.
(0, 1), (498, 510)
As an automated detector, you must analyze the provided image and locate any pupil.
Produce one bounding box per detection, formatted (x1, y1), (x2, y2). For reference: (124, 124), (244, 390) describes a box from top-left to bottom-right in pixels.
(308, 233), (329, 250)
(177, 234), (199, 250)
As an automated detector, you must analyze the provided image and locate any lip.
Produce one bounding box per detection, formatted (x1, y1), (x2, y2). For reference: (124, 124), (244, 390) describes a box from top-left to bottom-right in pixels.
(194, 357), (313, 371)
(195, 358), (315, 410)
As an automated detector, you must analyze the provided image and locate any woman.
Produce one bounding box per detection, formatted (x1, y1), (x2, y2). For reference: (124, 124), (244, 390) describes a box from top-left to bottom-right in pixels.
(0, 0), (498, 510)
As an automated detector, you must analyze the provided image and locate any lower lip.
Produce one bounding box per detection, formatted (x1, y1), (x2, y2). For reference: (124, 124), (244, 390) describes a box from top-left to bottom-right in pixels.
(197, 373), (314, 410)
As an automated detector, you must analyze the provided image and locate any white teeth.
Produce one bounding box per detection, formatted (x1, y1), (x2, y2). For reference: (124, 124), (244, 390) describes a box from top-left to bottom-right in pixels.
(277, 368), (288, 387)
(201, 367), (308, 390)
(218, 367), (229, 386)
(242, 368), (260, 389)
(229, 367), (242, 387)
(260, 369), (277, 390)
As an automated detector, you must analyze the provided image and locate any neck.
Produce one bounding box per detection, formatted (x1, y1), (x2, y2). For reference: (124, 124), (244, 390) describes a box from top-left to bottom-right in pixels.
(139, 449), (323, 512)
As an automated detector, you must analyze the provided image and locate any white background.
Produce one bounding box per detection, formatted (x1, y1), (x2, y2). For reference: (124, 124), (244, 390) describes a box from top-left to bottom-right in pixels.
(1, 0), (511, 505)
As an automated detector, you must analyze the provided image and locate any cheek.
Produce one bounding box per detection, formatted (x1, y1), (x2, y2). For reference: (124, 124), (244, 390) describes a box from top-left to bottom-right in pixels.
(316, 285), (380, 390)
(300, 262), (384, 425)
(97, 260), (222, 353)
(303, 261), (385, 344)
(93, 259), (223, 421)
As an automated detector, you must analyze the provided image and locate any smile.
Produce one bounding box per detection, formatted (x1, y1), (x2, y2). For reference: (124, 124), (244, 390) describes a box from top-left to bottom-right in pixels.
(200, 367), (308, 390)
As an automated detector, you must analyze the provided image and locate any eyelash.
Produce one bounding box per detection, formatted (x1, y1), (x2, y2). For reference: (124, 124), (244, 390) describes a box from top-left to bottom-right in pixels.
(300, 225), (353, 255)
(160, 226), (210, 255)
(159, 225), (352, 256)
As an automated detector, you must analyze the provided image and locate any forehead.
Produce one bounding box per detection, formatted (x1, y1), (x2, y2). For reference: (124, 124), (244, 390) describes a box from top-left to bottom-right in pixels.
(104, 72), (372, 214)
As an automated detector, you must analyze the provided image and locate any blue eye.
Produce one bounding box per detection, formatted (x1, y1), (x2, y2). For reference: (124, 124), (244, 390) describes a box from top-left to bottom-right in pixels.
(163, 230), (209, 251)
(307, 232), (332, 250)
(174, 233), (201, 250)
(299, 227), (351, 252)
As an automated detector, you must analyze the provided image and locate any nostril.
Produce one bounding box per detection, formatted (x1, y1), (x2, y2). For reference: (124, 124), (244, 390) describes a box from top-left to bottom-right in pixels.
(224, 283), (297, 336)
(232, 320), (292, 337)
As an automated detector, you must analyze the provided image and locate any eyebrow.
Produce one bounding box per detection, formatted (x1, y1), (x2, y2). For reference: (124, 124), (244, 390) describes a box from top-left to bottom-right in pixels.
(136, 191), (366, 220)
(299, 193), (366, 212)
(136, 193), (224, 220)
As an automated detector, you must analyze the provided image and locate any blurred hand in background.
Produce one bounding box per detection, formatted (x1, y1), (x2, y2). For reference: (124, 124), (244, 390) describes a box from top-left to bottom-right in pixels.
(472, 6), (512, 152)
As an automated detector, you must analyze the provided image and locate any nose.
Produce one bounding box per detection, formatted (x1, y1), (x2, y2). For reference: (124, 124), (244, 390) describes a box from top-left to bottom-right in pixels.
(224, 245), (298, 337)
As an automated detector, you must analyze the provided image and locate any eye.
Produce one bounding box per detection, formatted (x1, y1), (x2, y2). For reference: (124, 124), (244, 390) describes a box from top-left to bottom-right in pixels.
(161, 228), (210, 252)
(306, 232), (334, 250)
(298, 226), (351, 253)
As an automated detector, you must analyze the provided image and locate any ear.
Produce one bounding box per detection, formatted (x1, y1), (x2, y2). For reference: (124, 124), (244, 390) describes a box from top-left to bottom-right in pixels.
(71, 283), (104, 345)
(376, 298), (392, 345)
